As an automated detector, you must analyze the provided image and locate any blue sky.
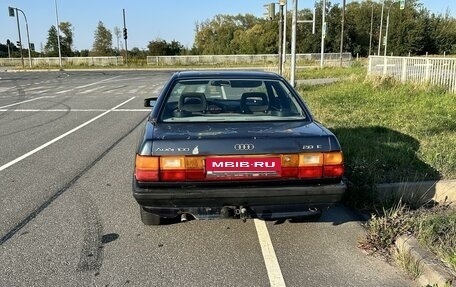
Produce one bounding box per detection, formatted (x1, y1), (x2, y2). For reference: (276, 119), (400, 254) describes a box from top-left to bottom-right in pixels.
(1, 0), (455, 52)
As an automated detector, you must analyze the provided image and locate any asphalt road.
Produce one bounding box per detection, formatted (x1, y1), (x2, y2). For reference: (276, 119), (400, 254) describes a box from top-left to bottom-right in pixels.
(0, 70), (415, 287)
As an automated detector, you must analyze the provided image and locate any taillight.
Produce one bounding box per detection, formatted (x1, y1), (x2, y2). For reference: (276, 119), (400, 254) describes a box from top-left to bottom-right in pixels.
(135, 155), (205, 182)
(135, 155), (159, 181)
(281, 151), (344, 180)
(323, 152), (345, 178)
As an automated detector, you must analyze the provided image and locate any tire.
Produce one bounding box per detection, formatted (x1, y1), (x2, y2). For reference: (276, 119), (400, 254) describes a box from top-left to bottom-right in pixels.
(139, 206), (162, 225)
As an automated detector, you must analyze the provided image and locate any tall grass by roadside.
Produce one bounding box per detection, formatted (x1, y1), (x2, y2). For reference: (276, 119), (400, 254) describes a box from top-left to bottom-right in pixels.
(360, 203), (456, 273)
(417, 210), (456, 271)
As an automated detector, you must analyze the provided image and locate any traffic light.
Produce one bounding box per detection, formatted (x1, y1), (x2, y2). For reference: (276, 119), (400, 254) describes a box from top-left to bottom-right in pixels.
(8, 7), (15, 17)
(6, 39), (10, 46)
(123, 28), (128, 40)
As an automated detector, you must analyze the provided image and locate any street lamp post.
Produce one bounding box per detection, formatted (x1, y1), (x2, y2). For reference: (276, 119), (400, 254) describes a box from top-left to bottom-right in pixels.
(368, 4), (374, 56)
(339, 0), (346, 66)
(384, 1), (400, 57)
(320, 0), (327, 68)
(281, 0), (287, 75)
(17, 8), (33, 68)
(377, 0), (385, 56)
(8, 7), (24, 68)
(54, 0), (63, 69)
(290, 0), (297, 86)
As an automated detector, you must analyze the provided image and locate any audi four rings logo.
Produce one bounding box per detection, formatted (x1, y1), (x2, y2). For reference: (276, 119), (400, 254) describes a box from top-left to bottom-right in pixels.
(234, 144), (255, 151)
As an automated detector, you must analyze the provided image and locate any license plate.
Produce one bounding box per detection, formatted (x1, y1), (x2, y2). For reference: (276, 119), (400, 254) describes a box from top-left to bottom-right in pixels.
(205, 157), (281, 176)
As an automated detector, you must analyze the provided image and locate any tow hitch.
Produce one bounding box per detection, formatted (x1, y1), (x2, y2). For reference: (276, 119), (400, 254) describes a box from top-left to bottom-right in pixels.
(236, 206), (248, 222)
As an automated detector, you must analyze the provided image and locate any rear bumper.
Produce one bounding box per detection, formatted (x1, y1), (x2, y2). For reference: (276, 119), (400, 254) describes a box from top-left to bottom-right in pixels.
(133, 179), (347, 219)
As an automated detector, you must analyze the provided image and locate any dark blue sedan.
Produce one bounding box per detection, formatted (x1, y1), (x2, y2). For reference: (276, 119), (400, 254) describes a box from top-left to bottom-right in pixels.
(133, 70), (346, 225)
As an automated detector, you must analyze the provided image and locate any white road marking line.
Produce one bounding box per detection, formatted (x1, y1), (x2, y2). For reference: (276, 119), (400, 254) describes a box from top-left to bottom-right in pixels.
(55, 76), (121, 94)
(56, 89), (72, 94)
(254, 219), (287, 287)
(0, 97), (135, 172)
(78, 86), (106, 94)
(0, 96), (56, 109)
(0, 109), (150, 112)
(75, 76), (121, 89)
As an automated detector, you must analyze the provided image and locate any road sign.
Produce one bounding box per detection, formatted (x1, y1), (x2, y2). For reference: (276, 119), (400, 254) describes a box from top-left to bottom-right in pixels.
(400, 0), (405, 10)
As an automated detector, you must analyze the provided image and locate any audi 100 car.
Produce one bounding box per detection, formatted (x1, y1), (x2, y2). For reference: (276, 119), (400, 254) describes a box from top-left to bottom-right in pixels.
(133, 71), (346, 225)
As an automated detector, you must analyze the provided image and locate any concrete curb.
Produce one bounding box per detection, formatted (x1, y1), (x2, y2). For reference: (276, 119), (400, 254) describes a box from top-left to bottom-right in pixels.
(396, 235), (456, 286)
(376, 180), (456, 206)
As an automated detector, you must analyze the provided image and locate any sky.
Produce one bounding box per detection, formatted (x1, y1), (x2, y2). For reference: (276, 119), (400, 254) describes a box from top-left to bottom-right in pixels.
(1, 0), (455, 52)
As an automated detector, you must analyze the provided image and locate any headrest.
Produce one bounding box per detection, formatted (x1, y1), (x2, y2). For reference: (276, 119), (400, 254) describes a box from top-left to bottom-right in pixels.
(178, 93), (207, 112)
(241, 92), (269, 113)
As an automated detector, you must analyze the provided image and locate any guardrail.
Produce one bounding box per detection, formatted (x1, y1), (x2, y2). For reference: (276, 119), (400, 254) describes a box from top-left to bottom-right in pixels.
(146, 53), (352, 66)
(368, 56), (456, 93)
(0, 56), (124, 67)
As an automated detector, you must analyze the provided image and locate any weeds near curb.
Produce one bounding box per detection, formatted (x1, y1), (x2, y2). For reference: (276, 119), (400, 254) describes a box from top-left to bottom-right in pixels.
(359, 199), (414, 254)
(393, 248), (422, 280)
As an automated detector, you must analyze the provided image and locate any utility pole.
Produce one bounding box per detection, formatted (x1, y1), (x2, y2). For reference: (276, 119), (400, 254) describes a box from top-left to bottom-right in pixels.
(320, 0), (327, 68)
(378, 0), (385, 56)
(278, 3), (284, 75)
(368, 4), (374, 56)
(281, 0), (287, 75)
(290, 0), (297, 87)
(339, 0), (346, 67)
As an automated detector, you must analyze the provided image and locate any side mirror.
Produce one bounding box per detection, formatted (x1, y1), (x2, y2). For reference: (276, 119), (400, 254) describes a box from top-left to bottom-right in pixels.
(144, 96), (158, 108)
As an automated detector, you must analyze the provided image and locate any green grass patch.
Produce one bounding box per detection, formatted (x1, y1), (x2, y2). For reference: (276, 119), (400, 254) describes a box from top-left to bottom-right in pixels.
(296, 65), (365, 79)
(298, 72), (456, 191)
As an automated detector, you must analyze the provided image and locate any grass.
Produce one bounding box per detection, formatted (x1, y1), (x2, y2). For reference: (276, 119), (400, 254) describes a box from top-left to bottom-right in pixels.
(393, 248), (423, 280)
(417, 210), (456, 271)
(297, 70), (456, 190)
(360, 203), (456, 274)
(296, 64), (365, 79)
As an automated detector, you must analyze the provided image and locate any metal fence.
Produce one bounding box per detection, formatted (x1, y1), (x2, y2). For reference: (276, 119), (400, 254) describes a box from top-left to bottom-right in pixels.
(146, 53), (352, 66)
(368, 56), (456, 93)
(0, 56), (124, 67)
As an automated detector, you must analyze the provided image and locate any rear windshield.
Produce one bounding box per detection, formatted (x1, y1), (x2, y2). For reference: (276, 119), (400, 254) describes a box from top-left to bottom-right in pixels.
(159, 78), (308, 122)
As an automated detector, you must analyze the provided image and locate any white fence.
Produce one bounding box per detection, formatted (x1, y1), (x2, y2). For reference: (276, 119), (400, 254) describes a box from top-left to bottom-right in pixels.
(146, 53), (352, 66)
(0, 56), (124, 67)
(368, 56), (456, 93)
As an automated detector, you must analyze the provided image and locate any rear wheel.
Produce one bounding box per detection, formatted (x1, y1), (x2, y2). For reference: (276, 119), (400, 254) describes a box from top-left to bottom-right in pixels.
(139, 206), (162, 225)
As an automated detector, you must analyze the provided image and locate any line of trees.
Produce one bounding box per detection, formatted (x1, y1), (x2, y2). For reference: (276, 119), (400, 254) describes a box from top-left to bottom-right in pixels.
(193, 0), (456, 56)
(1, 0), (455, 59)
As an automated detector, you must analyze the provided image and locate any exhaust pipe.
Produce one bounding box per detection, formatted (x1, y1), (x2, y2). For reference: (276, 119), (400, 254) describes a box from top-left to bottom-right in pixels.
(181, 213), (188, 222)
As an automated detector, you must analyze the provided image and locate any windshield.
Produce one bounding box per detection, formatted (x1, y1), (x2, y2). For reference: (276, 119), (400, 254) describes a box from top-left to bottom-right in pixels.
(159, 78), (307, 122)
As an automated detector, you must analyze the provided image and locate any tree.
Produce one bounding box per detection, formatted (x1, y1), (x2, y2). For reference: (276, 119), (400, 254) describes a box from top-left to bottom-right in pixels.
(92, 21), (113, 56)
(193, 14), (273, 55)
(59, 22), (74, 56)
(147, 39), (185, 56)
(44, 25), (59, 56)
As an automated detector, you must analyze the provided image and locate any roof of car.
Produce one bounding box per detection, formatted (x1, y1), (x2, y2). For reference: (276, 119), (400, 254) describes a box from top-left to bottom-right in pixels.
(173, 70), (282, 80)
